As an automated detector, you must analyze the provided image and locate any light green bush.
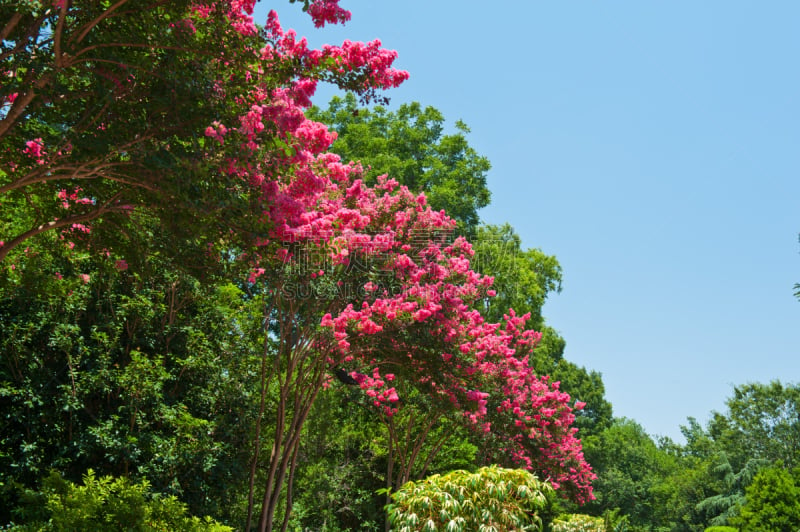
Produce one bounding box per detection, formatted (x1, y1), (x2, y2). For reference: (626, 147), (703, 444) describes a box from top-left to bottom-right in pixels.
(704, 527), (738, 532)
(551, 514), (605, 532)
(387, 465), (553, 531)
(7, 470), (231, 531)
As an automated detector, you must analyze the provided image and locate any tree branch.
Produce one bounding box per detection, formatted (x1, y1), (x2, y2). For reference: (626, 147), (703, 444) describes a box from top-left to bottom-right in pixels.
(74, 0), (132, 44)
(0, 192), (126, 262)
(0, 89), (37, 139)
(54, 0), (68, 68)
(0, 161), (143, 195)
(0, 13), (22, 42)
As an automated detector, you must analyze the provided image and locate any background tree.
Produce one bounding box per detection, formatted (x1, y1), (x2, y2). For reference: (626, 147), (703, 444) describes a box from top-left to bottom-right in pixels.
(580, 418), (674, 529)
(308, 93), (491, 234)
(730, 465), (800, 531)
(708, 381), (800, 470)
(649, 419), (732, 532)
(695, 452), (769, 528)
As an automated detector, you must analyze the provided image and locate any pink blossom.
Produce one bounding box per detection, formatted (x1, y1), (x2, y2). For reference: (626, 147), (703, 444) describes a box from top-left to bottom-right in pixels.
(248, 267), (266, 283)
(23, 138), (45, 164)
(307, 0), (351, 28)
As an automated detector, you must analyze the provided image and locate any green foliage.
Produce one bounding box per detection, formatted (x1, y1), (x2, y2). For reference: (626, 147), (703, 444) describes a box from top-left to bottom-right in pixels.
(551, 514), (605, 532)
(730, 465), (800, 531)
(0, 232), (259, 524)
(703, 527), (738, 532)
(601, 509), (630, 532)
(386, 466), (553, 532)
(471, 224), (561, 327)
(581, 419), (676, 528)
(6, 470), (231, 531)
(694, 452), (767, 527)
(0, 0), (261, 262)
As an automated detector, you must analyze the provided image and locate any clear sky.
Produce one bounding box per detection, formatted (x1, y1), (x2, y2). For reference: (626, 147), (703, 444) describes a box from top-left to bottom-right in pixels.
(255, 1), (800, 441)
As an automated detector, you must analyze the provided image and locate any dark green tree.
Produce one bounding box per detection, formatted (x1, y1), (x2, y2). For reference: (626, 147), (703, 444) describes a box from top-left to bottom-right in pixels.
(0, 223), (260, 525)
(695, 451), (769, 528)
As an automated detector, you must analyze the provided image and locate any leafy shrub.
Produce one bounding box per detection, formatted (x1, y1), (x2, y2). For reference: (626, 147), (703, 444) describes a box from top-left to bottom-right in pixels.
(551, 513), (605, 532)
(6, 470), (231, 531)
(386, 465), (553, 531)
(704, 527), (738, 532)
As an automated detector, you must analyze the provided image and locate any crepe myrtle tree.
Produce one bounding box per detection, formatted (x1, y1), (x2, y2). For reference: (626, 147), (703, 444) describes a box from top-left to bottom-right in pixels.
(208, 19), (593, 529)
(186, 5), (411, 531)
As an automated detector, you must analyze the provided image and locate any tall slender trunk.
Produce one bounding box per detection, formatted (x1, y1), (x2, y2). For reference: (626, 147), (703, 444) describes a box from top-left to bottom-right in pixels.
(245, 297), (277, 532)
(384, 418), (396, 532)
(256, 300), (329, 532)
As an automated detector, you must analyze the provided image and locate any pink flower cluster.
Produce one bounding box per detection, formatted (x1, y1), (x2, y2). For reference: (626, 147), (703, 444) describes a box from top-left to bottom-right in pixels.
(307, 0), (352, 28)
(191, 0), (257, 36)
(260, 11), (408, 94)
(57, 187), (95, 209)
(2, 92), (17, 108)
(23, 138), (45, 165)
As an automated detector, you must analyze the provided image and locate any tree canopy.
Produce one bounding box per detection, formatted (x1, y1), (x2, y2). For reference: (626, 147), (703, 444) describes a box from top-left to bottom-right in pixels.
(7, 2), (796, 532)
(2, 2), (597, 531)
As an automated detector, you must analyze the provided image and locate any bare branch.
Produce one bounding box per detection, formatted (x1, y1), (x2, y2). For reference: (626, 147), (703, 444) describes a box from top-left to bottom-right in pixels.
(0, 13), (23, 42)
(0, 161), (143, 195)
(0, 89), (37, 139)
(53, 0), (68, 68)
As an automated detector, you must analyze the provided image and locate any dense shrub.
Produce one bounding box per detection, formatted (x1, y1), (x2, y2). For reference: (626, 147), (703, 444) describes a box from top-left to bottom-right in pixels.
(551, 514), (605, 532)
(6, 470), (231, 531)
(387, 465), (553, 532)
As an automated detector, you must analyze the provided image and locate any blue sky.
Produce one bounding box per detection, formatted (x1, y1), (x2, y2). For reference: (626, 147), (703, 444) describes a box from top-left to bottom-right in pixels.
(256, 1), (800, 441)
